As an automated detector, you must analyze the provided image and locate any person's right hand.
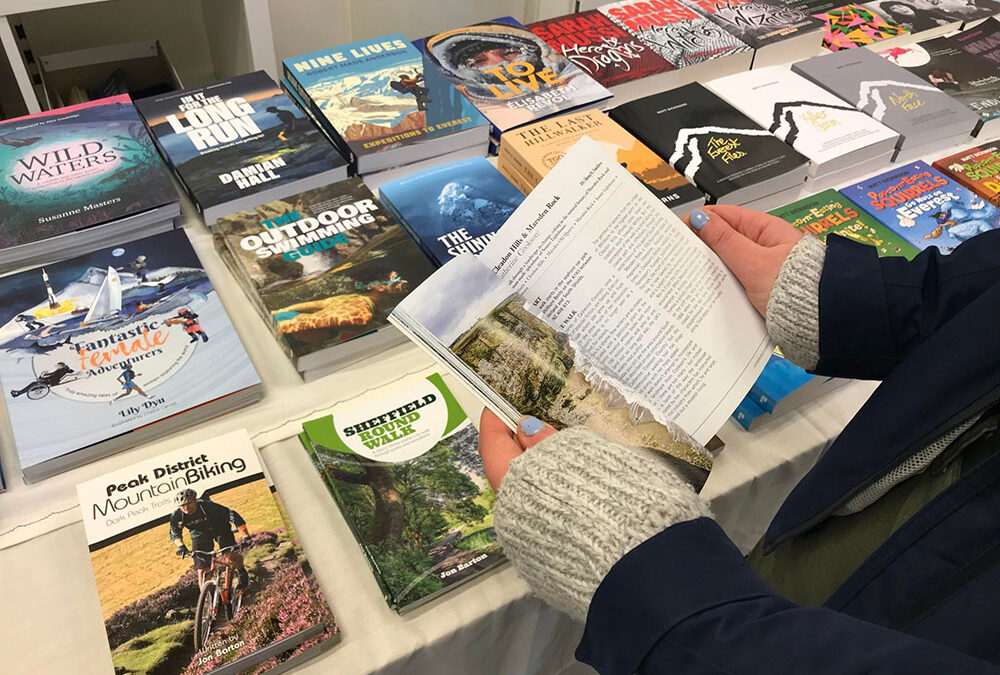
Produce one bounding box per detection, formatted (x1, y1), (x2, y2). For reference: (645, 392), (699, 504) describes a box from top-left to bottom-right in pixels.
(686, 206), (804, 317)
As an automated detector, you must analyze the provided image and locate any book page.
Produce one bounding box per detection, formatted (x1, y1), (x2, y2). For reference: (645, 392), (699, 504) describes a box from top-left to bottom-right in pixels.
(479, 136), (772, 444)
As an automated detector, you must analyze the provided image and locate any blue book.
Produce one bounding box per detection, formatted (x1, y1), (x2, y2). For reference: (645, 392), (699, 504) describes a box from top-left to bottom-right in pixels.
(749, 353), (815, 413)
(840, 161), (1000, 254)
(732, 396), (767, 431)
(378, 157), (524, 266)
(282, 34), (490, 174)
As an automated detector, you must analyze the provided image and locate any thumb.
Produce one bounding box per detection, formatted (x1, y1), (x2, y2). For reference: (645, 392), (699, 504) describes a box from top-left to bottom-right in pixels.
(687, 207), (761, 279)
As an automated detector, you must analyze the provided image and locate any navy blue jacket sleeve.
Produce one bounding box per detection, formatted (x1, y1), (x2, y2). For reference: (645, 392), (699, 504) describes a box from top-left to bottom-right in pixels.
(576, 518), (1000, 675)
(815, 230), (1000, 380)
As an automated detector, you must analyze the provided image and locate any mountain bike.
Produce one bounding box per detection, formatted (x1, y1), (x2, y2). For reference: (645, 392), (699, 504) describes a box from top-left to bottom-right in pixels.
(183, 536), (251, 651)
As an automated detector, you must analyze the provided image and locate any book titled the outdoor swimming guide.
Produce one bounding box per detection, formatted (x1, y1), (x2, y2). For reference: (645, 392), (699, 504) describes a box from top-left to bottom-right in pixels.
(299, 371), (505, 612)
(77, 429), (339, 675)
(0, 229), (263, 482)
(378, 157), (525, 266)
(282, 35), (490, 174)
(0, 95), (179, 273)
(840, 161), (1000, 254)
(134, 70), (348, 228)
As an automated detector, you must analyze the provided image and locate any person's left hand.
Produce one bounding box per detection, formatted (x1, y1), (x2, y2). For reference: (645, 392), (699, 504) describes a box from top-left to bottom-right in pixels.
(478, 409), (556, 492)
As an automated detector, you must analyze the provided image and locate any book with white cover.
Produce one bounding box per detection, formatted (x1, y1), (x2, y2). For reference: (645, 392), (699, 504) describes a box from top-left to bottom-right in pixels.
(706, 65), (900, 177)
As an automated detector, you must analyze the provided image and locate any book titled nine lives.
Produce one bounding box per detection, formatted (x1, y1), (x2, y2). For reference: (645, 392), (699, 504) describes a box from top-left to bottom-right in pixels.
(0, 229), (263, 482)
(0, 95), (179, 273)
(134, 70), (348, 227)
(214, 177), (435, 380)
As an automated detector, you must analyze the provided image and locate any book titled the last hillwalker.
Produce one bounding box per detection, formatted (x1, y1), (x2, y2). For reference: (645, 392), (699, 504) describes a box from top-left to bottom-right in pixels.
(299, 372), (505, 612)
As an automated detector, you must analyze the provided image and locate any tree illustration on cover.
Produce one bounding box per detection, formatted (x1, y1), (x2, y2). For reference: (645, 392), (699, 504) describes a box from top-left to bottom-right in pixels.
(815, 4), (909, 51)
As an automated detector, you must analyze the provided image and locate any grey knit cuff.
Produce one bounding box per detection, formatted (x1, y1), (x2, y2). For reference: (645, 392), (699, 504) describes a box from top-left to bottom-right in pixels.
(765, 235), (826, 371)
(495, 427), (712, 623)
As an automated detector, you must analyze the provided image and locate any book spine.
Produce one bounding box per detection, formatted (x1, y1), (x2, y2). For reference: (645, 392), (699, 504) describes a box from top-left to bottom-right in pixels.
(281, 70), (356, 165)
(496, 159), (536, 196)
(500, 145), (545, 186)
(731, 396), (767, 430)
(746, 383), (777, 413)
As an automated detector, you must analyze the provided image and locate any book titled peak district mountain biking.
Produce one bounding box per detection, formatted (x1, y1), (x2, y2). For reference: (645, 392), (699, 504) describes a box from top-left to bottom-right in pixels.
(300, 372), (505, 612)
(77, 430), (339, 675)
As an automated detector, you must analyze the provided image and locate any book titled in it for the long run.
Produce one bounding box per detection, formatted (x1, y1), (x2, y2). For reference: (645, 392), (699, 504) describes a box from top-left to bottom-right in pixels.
(77, 429), (339, 675)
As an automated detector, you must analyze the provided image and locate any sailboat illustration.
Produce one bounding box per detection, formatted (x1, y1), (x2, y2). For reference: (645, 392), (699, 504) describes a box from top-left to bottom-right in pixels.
(83, 267), (123, 324)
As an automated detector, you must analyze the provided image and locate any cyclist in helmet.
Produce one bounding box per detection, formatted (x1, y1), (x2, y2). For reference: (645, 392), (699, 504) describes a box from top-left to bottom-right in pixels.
(169, 488), (250, 589)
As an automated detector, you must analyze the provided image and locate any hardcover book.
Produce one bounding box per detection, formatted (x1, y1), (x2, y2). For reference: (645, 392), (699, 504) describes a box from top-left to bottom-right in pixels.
(769, 188), (919, 257)
(282, 35), (490, 174)
(953, 17), (1000, 66)
(525, 10), (675, 89)
(880, 37), (1000, 137)
(299, 371), (506, 612)
(498, 108), (704, 214)
(813, 4), (908, 51)
(609, 83), (809, 204)
(792, 47), (980, 152)
(416, 16), (612, 139)
(213, 178), (435, 378)
(934, 143), (1000, 207)
(840, 160), (1000, 253)
(378, 157), (525, 266)
(706, 66), (899, 177)
(598, 0), (751, 68)
(0, 95), (178, 272)
(134, 70), (348, 228)
(77, 430), (339, 675)
(0, 229), (263, 482)
(679, 0), (817, 50)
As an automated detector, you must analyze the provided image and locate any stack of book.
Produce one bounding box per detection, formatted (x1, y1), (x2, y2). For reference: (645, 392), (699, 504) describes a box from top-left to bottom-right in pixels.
(282, 35), (491, 183)
(935, 142), (1000, 207)
(378, 157), (525, 267)
(213, 177), (435, 380)
(0, 229), (263, 482)
(0, 95), (179, 274)
(134, 70), (349, 229)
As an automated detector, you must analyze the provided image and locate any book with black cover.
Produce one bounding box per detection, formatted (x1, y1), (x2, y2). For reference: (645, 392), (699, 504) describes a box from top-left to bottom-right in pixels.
(134, 71), (348, 228)
(609, 83), (809, 203)
(864, 0), (990, 39)
(953, 17), (1000, 66)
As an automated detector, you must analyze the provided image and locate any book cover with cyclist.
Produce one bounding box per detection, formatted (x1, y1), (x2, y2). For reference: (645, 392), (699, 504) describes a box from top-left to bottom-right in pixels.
(0, 228), (261, 480)
(299, 371), (506, 612)
(76, 429), (339, 675)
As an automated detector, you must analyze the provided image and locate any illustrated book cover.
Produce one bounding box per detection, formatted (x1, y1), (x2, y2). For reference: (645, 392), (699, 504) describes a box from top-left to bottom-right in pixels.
(416, 16), (612, 139)
(299, 371), (505, 612)
(812, 4), (908, 51)
(840, 160), (1000, 253)
(213, 177), (435, 377)
(0, 229), (263, 481)
(679, 0), (818, 50)
(134, 70), (348, 227)
(77, 429), (339, 675)
(378, 157), (525, 267)
(934, 143), (1000, 207)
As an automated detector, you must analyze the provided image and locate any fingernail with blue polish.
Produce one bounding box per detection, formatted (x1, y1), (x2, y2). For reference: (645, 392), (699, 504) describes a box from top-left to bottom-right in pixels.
(690, 209), (710, 231)
(520, 416), (545, 436)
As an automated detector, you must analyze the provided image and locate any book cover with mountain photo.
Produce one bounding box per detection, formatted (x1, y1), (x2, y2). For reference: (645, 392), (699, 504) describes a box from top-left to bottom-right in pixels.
(134, 71), (348, 227)
(300, 371), (505, 612)
(77, 430), (338, 675)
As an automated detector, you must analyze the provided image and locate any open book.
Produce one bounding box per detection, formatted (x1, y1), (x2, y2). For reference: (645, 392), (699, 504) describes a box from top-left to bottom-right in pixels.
(389, 137), (773, 471)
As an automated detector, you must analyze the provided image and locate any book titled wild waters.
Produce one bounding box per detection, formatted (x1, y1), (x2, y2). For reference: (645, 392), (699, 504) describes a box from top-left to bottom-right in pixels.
(390, 136), (775, 471)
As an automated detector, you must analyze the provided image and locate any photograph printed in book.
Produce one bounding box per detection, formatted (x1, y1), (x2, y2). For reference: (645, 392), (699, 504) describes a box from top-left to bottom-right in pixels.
(812, 4), (908, 51)
(934, 143), (1000, 207)
(864, 0), (992, 35)
(214, 178), (435, 360)
(300, 372), (506, 611)
(525, 10), (675, 88)
(416, 16), (612, 136)
(76, 431), (338, 675)
(598, 0), (751, 67)
(679, 0), (818, 49)
(0, 229), (260, 477)
(0, 95), (176, 249)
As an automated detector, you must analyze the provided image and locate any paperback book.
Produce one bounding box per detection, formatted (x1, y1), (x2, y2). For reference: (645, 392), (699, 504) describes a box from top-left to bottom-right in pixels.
(390, 137), (774, 468)
(213, 177), (435, 379)
(813, 4), (908, 51)
(0, 229), (263, 482)
(598, 0), (752, 68)
(840, 160), (1000, 253)
(498, 108), (704, 215)
(864, 0), (990, 37)
(378, 157), (525, 266)
(679, 0), (818, 50)
(880, 38), (1000, 137)
(417, 16), (612, 140)
(609, 83), (810, 204)
(0, 95), (179, 273)
(77, 430), (339, 675)
(282, 35), (490, 174)
(770, 188), (919, 257)
(134, 70), (348, 228)
(934, 143), (1000, 207)
(732, 351), (844, 430)
(953, 17), (1000, 66)
(299, 371), (505, 612)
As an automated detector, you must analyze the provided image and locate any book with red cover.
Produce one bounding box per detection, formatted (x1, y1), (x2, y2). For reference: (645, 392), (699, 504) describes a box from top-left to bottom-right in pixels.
(934, 143), (1000, 208)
